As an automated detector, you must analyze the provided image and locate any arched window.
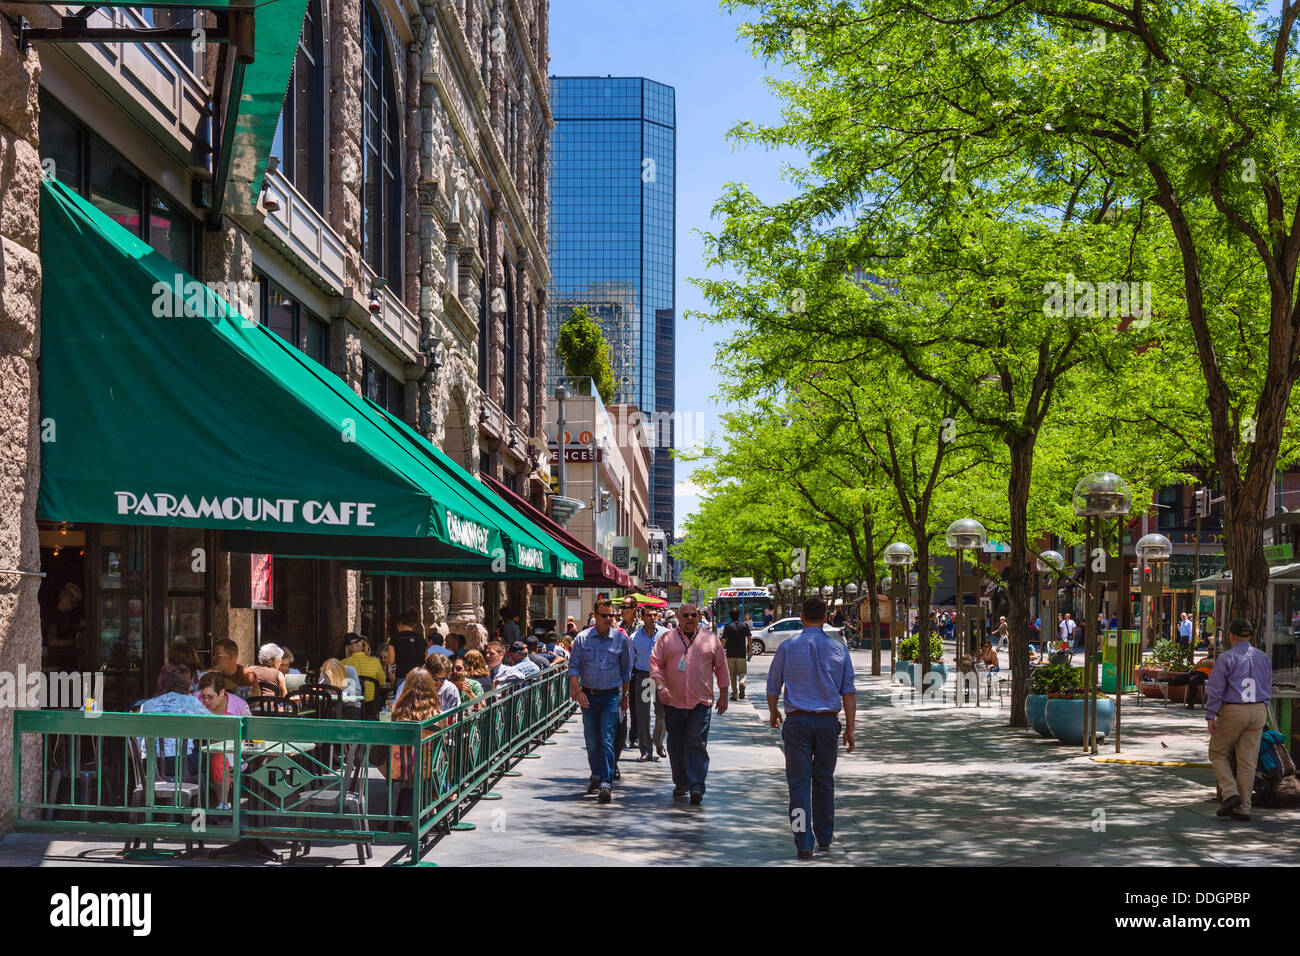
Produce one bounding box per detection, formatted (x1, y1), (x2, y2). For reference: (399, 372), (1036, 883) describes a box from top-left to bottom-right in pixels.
(270, 0), (325, 211)
(361, 2), (402, 282)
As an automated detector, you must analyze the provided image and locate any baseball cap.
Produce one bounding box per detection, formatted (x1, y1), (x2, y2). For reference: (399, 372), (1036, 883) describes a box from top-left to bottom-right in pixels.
(344, 632), (364, 648)
(1228, 619), (1254, 637)
(510, 640), (527, 653)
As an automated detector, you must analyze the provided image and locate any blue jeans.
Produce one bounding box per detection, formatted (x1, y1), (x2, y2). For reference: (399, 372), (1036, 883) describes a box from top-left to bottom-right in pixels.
(581, 689), (621, 786)
(782, 712), (840, 853)
(664, 703), (712, 794)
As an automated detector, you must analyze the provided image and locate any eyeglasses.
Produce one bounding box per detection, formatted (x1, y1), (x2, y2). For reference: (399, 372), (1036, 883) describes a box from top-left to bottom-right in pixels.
(681, 613), (699, 618)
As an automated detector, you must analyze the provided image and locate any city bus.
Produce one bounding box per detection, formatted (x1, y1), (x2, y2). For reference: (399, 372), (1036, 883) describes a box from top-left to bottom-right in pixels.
(712, 578), (774, 629)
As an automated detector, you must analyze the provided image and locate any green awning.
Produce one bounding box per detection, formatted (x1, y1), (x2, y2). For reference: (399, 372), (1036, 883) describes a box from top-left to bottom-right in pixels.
(36, 178), (581, 582)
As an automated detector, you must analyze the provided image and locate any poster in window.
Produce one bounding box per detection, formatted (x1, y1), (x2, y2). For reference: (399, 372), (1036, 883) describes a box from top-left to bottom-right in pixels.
(251, 553), (274, 610)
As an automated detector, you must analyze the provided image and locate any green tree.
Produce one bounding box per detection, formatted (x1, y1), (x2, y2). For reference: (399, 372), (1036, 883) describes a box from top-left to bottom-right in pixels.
(556, 307), (616, 404)
(724, 0), (1300, 653)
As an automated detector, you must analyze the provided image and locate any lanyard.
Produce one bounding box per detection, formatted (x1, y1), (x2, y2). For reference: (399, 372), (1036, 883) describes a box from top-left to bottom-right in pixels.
(678, 628), (697, 655)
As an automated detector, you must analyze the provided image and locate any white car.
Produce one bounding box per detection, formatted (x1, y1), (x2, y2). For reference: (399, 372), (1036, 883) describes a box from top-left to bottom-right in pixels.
(747, 618), (844, 655)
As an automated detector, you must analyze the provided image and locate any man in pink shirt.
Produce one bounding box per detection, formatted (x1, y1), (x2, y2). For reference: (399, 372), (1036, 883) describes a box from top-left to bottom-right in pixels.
(649, 603), (729, 805)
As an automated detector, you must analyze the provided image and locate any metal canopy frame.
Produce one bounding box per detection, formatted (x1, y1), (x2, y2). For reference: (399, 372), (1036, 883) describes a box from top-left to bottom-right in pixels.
(10, 0), (305, 223)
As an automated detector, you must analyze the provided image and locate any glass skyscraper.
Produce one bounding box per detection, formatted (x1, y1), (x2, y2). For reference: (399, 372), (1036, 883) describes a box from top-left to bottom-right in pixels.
(548, 76), (676, 543)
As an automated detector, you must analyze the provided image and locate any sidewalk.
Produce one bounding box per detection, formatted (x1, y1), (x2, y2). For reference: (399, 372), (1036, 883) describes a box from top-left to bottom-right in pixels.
(2, 652), (1296, 866)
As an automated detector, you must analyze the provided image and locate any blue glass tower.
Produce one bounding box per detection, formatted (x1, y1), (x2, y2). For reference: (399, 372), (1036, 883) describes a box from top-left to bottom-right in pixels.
(548, 76), (676, 542)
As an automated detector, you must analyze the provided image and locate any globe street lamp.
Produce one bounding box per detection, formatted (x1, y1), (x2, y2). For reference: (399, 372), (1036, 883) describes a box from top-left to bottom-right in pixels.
(844, 582), (860, 649)
(1073, 472), (1132, 754)
(945, 519), (987, 707)
(780, 577), (795, 619)
(1036, 549), (1065, 662)
(1136, 532), (1173, 651)
(883, 542), (915, 679)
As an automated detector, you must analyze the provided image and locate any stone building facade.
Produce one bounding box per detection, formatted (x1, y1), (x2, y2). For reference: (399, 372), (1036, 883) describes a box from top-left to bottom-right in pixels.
(0, 0), (551, 832)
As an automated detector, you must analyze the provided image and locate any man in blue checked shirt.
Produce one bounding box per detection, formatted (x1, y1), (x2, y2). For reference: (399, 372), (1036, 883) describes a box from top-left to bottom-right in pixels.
(569, 597), (633, 804)
(766, 596), (856, 860)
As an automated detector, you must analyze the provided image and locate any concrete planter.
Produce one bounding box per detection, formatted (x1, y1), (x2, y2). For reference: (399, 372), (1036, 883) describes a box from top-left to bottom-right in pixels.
(1045, 697), (1116, 746)
(1026, 694), (1052, 737)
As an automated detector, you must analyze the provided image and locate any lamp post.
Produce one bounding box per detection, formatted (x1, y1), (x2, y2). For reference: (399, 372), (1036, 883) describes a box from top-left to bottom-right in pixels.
(1036, 549), (1065, 662)
(883, 542), (915, 685)
(945, 519), (987, 708)
(844, 581), (859, 649)
(1136, 532), (1173, 650)
(554, 385), (568, 499)
(780, 577), (795, 619)
(1072, 472), (1133, 754)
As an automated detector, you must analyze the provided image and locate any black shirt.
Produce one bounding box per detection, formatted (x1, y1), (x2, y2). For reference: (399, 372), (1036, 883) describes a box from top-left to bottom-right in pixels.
(721, 620), (752, 659)
(390, 630), (426, 680)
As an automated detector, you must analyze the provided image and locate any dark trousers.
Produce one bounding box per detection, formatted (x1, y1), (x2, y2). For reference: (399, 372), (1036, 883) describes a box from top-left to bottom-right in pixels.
(630, 670), (653, 756)
(664, 703), (712, 794)
(580, 689), (620, 785)
(782, 712), (840, 853)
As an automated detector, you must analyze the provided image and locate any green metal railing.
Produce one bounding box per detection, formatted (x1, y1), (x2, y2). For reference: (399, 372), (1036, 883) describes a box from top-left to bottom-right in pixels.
(12, 662), (574, 864)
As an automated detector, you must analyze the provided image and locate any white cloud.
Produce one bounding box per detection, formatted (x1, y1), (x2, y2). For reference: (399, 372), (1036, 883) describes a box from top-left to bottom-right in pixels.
(675, 480), (704, 498)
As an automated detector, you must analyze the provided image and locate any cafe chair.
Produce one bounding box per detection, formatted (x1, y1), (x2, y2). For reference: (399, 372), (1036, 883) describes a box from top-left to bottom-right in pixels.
(286, 743), (373, 865)
(247, 696), (299, 717)
(46, 731), (102, 822)
(357, 676), (382, 720)
(123, 735), (204, 856)
(287, 684), (343, 720)
(258, 679), (283, 697)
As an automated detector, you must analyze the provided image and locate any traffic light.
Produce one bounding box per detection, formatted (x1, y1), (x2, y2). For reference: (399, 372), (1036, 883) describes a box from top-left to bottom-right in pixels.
(1194, 486), (1211, 518)
(597, 489), (611, 513)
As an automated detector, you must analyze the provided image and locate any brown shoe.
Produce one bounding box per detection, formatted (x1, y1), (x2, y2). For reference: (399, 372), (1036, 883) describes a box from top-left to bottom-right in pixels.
(1216, 794), (1242, 817)
(1231, 811), (1251, 822)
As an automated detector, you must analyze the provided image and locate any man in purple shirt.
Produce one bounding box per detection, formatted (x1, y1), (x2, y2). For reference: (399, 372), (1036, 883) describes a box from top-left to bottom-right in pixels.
(766, 596), (856, 860)
(1206, 619), (1273, 821)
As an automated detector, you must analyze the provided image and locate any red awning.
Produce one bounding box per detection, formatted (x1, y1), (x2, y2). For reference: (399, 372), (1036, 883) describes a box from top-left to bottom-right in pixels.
(480, 475), (630, 589)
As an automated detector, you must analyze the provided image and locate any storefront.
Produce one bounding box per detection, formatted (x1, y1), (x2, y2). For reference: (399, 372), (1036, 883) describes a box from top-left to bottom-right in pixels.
(34, 177), (581, 707)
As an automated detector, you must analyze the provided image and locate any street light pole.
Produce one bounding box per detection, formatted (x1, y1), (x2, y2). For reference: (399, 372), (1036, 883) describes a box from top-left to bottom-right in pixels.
(554, 385), (568, 499)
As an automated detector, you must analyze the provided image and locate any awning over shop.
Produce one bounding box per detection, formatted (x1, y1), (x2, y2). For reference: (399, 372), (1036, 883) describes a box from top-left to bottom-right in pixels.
(36, 178), (581, 583)
(479, 474), (630, 589)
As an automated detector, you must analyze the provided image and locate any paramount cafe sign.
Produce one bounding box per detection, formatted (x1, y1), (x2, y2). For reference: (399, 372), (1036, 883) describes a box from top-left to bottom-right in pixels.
(115, 492), (377, 527)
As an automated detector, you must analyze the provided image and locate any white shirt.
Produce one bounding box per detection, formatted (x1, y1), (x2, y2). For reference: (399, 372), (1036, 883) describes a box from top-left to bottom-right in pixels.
(1178, 618), (1193, 638)
(1059, 619), (1076, 640)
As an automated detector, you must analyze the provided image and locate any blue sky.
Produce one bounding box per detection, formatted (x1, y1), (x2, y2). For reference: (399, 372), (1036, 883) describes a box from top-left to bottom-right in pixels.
(548, 0), (800, 538)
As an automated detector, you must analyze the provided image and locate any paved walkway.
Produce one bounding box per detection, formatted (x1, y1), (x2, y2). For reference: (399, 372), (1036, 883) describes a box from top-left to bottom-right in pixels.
(3, 649), (1297, 866)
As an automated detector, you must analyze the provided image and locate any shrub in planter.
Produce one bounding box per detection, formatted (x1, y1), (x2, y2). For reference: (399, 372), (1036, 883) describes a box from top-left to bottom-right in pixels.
(897, 634), (944, 662)
(1027, 665), (1078, 738)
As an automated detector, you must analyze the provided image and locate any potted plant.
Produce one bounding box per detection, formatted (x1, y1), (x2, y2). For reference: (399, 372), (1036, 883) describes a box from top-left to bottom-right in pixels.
(894, 634), (947, 687)
(1139, 639), (1196, 701)
(1027, 664), (1076, 737)
(1044, 681), (1117, 745)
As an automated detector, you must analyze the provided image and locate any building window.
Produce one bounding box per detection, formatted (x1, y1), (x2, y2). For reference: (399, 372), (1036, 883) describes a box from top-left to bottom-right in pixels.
(270, 0), (326, 211)
(361, 2), (402, 282)
(142, 7), (197, 74)
(41, 93), (199, 273)
(254, 273), (331, 367)
(1158, 485), (1183, 532)
(362, 354), (405, 418)
(503, 267), (516, 418)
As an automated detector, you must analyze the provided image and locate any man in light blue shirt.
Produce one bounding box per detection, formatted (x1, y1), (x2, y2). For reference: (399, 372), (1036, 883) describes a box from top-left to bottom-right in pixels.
(629, 604), (667, 761)
(766, 596), (856, 860)
(569, 599), (633, 803)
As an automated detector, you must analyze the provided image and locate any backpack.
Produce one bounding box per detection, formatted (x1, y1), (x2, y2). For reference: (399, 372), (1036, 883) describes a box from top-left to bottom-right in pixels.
(1227, 729), (1300, 808)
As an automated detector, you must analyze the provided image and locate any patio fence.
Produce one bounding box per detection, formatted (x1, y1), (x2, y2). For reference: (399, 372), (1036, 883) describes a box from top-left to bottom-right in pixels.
(11, 662), (574, 864)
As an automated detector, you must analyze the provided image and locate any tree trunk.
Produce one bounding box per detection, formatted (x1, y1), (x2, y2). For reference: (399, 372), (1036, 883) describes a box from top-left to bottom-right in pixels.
(915, 538), (932, 692)
(1006, 434), (1036, 727)
(1225, 493), (1270, 640)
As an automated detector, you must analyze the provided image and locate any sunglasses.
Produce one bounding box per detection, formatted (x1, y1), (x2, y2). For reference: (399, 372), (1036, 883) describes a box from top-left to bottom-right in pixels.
(681, 612), (699, 618)
(598, 613), (616, 619)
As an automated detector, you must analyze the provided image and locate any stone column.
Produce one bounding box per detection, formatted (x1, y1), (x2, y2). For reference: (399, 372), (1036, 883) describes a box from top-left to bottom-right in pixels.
(329, 0), (364, 289)
(0, 9), (44, 832)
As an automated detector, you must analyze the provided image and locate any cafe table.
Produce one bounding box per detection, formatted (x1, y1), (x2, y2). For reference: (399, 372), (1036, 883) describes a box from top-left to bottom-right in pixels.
(204, 739), (319, 861)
